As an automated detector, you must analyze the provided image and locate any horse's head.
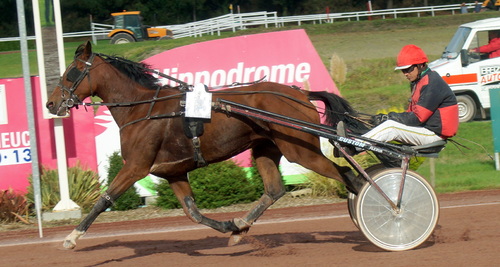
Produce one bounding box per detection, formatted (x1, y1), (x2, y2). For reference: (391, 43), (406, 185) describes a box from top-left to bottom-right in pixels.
(46, 41), (97, 116)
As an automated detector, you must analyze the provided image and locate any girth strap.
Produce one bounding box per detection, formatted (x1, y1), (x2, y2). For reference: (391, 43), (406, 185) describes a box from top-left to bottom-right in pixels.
(191, 136), (207, 168)
(184, 117), (207, 167)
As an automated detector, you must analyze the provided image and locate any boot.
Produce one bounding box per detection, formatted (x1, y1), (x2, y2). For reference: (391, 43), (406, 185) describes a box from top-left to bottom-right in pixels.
(340, 167), (366, 195)
(332, 121), (356, 157)
(375, 153), (401, 168)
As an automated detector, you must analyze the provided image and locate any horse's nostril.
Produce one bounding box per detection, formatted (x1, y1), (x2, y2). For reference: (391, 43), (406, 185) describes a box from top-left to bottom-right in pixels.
(46, 102), (53, 109)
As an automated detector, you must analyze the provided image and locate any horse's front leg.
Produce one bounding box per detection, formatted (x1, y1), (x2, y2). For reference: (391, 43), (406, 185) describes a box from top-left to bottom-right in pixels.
(63, 193), (113, 249)
(63, 165), (145, 249)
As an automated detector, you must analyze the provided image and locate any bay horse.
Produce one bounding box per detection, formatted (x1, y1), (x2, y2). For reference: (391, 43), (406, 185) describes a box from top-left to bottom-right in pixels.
(46, 41), (360, 249)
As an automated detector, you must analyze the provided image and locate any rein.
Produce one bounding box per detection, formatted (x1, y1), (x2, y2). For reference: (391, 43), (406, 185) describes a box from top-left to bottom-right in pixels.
(95, 53), (267, 91)
(62, 53), (315, 110)
(61, 52), (360, 130)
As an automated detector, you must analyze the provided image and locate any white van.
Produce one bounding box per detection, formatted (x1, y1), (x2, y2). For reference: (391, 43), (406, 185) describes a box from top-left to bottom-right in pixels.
(429, 18), (500, 122)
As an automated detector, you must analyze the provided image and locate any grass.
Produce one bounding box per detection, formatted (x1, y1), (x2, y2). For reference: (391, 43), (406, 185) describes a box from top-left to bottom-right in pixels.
(2, 11), (499, 194)
(417, 121), (500, 193)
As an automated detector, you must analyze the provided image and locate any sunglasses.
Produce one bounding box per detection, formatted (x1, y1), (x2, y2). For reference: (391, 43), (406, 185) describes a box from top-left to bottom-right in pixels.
(401, 65), (416, 74)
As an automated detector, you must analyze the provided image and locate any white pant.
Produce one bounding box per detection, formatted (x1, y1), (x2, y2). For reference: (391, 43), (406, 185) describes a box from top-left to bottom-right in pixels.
(362, 120), (443, 146)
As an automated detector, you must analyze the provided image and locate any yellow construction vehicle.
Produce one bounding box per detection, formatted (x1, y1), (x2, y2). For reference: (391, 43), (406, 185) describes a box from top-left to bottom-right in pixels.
(108, 11), (173, 44)
(482, 0), (500, 10)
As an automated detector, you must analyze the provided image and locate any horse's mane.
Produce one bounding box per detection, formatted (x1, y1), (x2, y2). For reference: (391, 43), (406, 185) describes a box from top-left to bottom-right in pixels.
(73, 44), (162, 90)
(102, 55), (161, 90)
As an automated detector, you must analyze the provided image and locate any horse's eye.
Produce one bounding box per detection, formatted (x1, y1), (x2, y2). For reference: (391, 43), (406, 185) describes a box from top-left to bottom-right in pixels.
(66, 67), (82, 82)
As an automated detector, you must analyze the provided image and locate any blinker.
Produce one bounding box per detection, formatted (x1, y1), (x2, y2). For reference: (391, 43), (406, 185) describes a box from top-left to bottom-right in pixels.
(66, 67), (82, 83)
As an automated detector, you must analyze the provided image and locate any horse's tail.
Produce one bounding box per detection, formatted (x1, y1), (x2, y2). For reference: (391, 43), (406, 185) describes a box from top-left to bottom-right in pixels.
(306, 91), (370, 135)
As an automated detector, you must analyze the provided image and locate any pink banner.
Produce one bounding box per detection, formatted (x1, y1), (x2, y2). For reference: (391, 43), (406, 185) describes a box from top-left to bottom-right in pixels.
(144, 29), (338, 94)
(143, 29), (338, 167)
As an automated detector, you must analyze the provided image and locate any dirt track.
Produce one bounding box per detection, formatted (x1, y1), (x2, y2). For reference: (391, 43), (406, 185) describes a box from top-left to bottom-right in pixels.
(1, 189), (499, 267)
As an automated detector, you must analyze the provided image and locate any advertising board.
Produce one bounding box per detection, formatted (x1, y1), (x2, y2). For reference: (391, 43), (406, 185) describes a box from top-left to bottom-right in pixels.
(0, 77), (97, 193)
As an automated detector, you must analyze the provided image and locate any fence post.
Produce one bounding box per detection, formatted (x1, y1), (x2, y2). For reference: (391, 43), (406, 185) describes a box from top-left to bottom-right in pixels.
(91, 23), (97, 45)
(239, 14), (244, 30)
(430, 158), (436, 187)
(231, 13), (236, 32)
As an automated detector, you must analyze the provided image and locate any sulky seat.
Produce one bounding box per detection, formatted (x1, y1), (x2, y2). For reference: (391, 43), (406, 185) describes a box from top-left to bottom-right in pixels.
(412, 140), (447, 158)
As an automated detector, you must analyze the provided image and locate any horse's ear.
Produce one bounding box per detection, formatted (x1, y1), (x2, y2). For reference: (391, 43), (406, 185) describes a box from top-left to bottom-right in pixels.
(82, 41), (92, 58)
(74, 41), (92, 59)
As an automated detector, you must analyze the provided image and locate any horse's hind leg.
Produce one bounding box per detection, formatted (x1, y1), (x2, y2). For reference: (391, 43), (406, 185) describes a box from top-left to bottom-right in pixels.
(168, 142), (284, 246)
(228, 141), (285, 245)
(168, 175), (240, 233)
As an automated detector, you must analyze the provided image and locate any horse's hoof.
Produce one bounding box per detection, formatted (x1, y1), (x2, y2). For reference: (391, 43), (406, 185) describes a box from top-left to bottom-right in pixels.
(63, 239), (76, 250)
(62, 229), (84, 250)
(228, 234), (243, 246)
(228, 229), (249, 246)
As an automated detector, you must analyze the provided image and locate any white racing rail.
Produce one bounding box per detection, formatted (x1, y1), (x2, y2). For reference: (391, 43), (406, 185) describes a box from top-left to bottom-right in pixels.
(0, 3), (481, 43)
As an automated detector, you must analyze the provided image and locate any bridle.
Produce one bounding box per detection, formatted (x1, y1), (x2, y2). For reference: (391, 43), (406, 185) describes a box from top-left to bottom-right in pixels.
(57, 53), (97, 110)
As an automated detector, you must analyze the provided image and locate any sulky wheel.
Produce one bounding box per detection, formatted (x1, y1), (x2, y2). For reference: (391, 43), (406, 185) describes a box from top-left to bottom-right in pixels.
(355, 168), (439, 251)
(347, 164), (387, 229)
(347, 192), (358, 228)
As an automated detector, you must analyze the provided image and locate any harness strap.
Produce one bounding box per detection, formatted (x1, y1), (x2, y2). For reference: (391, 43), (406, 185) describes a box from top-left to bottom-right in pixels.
(207, 76), (267, 90)
(119, 111), (183, 131)
(143, 85), (162, 121)
(182, 92), (208, 167)
(84, 92), (185, 107)
(102, 192), (114, 205)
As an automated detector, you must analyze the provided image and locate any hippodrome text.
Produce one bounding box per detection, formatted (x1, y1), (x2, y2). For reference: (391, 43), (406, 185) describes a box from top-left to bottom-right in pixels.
(156, 62), (311, 87)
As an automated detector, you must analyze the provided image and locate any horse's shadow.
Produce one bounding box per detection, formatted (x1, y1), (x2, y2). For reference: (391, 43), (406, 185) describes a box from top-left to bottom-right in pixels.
(77, 229), (435, 266)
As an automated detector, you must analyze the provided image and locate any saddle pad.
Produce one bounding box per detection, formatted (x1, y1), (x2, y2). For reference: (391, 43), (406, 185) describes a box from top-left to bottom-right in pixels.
(185, 83), (212, 119)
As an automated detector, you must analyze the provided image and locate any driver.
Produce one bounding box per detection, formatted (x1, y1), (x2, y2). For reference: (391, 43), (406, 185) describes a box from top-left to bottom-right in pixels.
(470, 30), (500, 59)
(338, 45), (459, 167)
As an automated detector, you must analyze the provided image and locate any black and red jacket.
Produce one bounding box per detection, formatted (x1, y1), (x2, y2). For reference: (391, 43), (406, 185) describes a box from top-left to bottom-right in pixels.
(388, 69), (459, 139)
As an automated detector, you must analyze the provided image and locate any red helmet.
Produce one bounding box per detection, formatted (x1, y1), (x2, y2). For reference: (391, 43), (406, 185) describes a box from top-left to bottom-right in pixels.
(395, 44), (428, 70)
